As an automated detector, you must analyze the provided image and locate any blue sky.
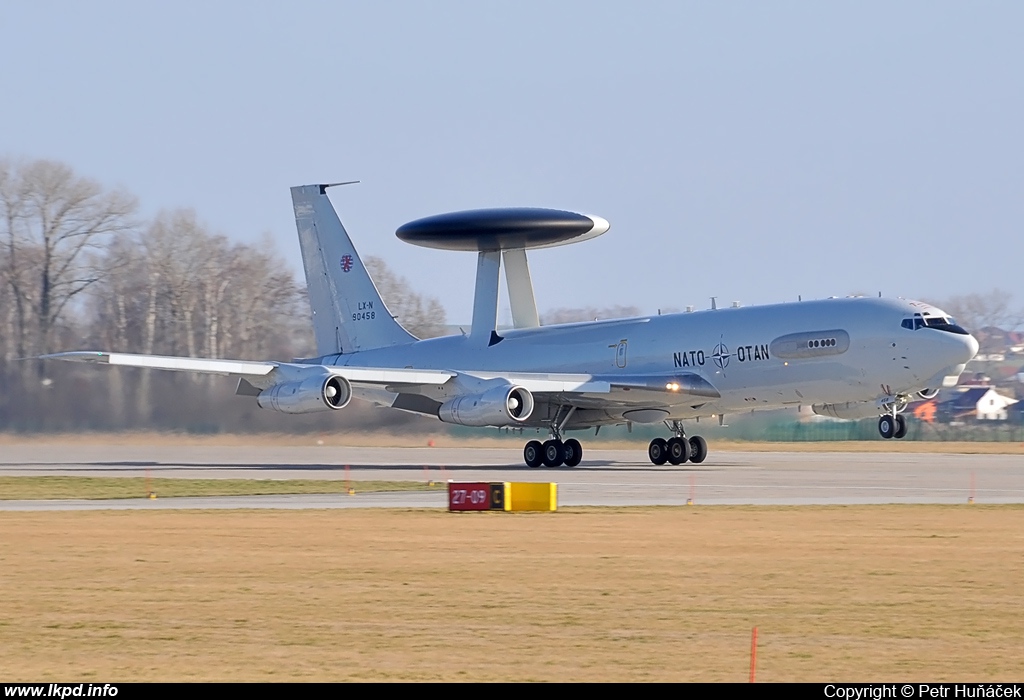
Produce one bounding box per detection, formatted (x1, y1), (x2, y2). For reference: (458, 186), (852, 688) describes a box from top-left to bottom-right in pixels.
(2, 2), (1022, 322)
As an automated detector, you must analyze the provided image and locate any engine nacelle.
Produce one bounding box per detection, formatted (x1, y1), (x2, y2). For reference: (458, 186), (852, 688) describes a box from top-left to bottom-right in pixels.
(257, 374), (352, 414)
(812, 401), (881, 420)
(438, 384), (534, 427)
(917, 388), (940, 400)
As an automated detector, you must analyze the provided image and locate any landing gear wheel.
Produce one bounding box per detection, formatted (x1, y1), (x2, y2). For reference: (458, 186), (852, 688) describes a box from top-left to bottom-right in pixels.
(542, 439), (565, 468)
(667, 436), (690, 465)
(524, 440), (544, 468)
(649, 438), (669, 465)
(563, 438), (583, 467)
(688, 435), (708, 464)
(894, 414), (908, 439)
(878, 415), (895, 439)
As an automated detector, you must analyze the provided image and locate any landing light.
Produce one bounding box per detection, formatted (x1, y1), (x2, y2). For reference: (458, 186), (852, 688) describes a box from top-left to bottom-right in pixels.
(666, 382), (680, 391)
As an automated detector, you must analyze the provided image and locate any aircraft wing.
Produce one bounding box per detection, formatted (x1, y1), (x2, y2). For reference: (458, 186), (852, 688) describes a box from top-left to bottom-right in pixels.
(41, 351), (716, 422)
(42, 352), (714, 395)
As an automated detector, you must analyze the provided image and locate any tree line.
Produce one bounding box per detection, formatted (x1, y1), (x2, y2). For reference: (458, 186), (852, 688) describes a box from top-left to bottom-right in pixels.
(0, 157), (445, 432)
(2, 156), (1018, 434)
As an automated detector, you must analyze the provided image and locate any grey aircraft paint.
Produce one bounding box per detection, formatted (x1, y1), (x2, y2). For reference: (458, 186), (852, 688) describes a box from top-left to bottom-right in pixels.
(42, 183), (980, 464)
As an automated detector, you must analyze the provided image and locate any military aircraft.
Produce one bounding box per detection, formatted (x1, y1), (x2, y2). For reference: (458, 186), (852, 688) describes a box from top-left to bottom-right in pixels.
(43, 183), (979, 467)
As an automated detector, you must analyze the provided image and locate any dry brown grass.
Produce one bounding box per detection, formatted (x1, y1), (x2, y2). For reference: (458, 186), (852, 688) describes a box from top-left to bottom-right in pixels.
(2, 506), (1023, 681)
(2, 430), (1023, 453)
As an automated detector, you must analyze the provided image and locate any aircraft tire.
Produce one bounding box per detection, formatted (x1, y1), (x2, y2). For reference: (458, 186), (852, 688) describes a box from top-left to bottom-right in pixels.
(688, 435), (708, 463)
(878, 415), (895, 439)
(563, 438), (583, 467)
(542, 439), (565, 468)
(649, 438), (669, 465)
(894, 414), (908, 439)
(667, 437), (690, 465)
(524, 440), (544, 468)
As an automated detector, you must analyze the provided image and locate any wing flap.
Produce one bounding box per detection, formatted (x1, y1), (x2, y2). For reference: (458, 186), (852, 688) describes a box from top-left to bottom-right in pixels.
(457, 370), (718, 399)
(329, 366), (455, 386)
(606, 373), (720, 398)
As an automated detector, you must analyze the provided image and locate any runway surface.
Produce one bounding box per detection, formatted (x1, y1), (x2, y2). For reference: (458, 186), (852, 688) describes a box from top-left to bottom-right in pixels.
(1, 444), (1021, 510)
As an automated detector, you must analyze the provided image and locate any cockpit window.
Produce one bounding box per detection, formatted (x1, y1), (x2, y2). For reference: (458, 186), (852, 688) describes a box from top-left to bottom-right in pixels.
(901, 315), (969, 334)
(923, 317), (970, 335)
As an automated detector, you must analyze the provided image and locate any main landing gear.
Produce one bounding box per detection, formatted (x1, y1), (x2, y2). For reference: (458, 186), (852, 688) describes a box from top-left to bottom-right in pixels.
(524, 406), (582, 468)
(520, 411), (710, 468)
(648, 420), (708, 465)
(524, 437), (582, 468)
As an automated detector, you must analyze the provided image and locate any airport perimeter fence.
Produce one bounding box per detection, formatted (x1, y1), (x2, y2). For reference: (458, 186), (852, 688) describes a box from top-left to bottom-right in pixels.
(747, 419), (1024, 443)
(486, 418), (1024, 443)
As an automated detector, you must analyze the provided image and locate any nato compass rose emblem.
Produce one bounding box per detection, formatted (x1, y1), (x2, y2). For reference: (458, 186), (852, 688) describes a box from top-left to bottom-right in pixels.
(712, 341), (734, 370)
(340, 254), (354, 273)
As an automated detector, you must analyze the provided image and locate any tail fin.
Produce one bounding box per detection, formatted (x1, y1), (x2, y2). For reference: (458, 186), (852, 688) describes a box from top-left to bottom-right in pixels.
(291, 184), (416, 355)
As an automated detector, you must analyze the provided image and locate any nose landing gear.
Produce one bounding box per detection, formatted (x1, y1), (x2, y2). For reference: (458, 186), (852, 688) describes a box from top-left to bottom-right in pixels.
(878, 414), (908, 439)
(878, 396), (910, 439)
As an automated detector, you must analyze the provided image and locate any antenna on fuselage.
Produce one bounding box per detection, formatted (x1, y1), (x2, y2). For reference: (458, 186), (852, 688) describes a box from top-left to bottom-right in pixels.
(710, 297), (717, 310)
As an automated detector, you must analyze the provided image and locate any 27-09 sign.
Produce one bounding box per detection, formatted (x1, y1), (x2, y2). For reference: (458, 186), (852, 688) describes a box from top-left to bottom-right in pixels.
(448, 482), (505, 511)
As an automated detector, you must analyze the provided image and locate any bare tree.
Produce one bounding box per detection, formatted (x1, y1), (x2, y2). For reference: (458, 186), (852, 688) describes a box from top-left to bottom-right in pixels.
(939, 289), (1023, 334)
(365, 256), (448, 339)
(0, 158), (442, 433)
(0, 158), (136, 356)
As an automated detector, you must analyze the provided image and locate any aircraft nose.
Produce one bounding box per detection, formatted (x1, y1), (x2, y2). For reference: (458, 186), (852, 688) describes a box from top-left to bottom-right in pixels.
(963, 333), (980, 363)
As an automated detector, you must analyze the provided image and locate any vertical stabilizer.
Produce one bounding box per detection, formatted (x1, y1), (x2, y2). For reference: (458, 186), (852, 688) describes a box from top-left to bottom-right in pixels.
(291, 184), (416, 355)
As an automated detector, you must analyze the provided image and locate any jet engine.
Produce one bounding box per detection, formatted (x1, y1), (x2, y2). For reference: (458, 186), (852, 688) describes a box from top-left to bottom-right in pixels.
(812, 401), (881, 420)
(257, 373), (352, 414)
(438, 384), (534, 427)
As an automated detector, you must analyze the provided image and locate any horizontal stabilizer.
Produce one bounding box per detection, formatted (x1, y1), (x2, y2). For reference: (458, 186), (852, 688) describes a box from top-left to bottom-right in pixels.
(41, 350), (454, 388)
(40, 351), (276, 376)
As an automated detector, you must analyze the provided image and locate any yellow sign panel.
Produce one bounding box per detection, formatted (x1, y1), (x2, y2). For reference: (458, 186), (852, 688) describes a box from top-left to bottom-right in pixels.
(503, 482), (557, 512)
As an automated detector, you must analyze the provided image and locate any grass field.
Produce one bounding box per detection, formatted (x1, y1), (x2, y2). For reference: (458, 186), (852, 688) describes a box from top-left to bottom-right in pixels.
(2, 505), (1023, 681)
(0, 477), (444, 500)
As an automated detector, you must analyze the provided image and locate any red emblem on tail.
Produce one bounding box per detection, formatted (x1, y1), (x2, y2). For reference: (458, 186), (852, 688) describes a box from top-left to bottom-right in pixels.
(340, 255), (354, 273)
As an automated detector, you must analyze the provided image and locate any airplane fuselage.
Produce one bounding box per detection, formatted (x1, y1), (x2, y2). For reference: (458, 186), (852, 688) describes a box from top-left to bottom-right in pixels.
(309, 296), (977, 430)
